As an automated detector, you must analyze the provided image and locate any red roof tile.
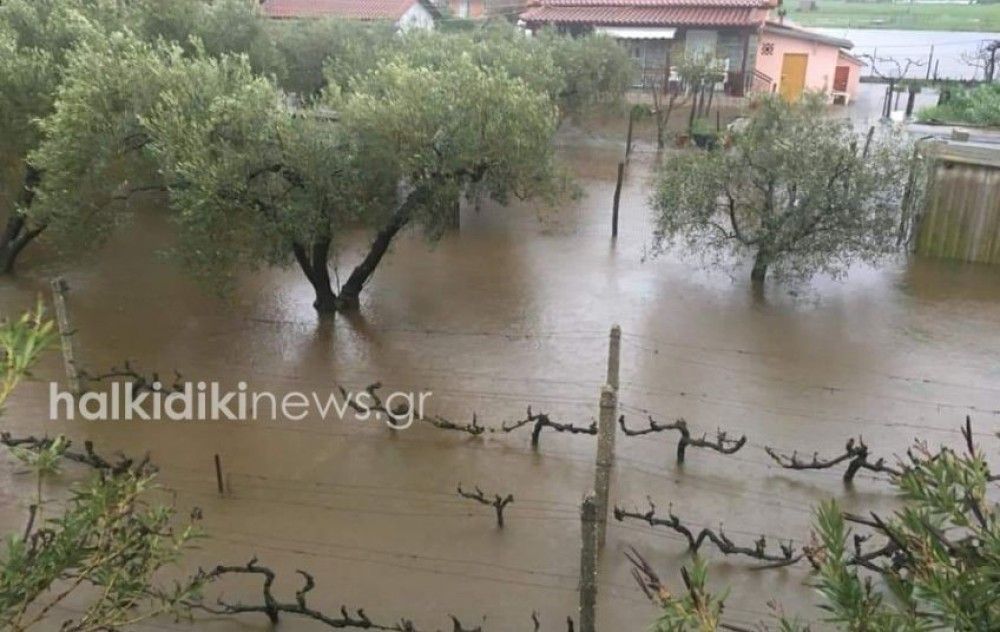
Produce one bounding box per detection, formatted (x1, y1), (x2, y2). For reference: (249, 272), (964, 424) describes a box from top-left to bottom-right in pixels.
(520, 4), (770, 27)
(261, 0), (433, 20)
(542, 0), (771, 6)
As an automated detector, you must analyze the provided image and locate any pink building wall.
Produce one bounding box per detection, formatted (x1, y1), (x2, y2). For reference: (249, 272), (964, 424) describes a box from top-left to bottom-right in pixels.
(755, 30), (861, 102)
(839, 52), (863, 99)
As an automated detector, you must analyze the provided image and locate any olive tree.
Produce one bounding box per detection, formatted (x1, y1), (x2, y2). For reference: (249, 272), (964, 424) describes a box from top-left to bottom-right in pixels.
(268, 17), (396, 97)
(651, 96), (918, 288)
(402, 24), (632, 118)
(0, 0), (278, 274)
(0, 0), (113, 272)
(136, 48), (560, 312)
(32, 25), (629, 313)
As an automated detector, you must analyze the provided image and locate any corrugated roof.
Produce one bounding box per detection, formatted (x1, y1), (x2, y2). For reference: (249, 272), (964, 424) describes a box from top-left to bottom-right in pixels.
(520, 4), (769, 27)
(261, 0), (439, 20)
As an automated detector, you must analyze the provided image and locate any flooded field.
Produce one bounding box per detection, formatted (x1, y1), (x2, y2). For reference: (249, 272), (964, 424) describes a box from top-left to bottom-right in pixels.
(1, 134), (999, 631)
(814, 28), (1000, 80)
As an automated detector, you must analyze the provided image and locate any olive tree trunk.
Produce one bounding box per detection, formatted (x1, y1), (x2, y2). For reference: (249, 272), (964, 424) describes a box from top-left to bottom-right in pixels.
(0, 166), (46, 274)
(750, 250), (769, 288)
(336, 202), (412, 310)
(292, 188), (424, 314)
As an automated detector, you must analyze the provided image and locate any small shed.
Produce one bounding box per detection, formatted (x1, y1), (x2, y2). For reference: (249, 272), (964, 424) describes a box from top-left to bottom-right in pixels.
(917, 141), (1000, 265)
(754, 20), (860, 103)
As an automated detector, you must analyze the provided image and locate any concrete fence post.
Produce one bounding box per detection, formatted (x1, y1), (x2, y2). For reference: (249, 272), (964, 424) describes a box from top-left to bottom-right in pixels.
(606, 325), (621, 392)
(579, 492), (598, 632)
(594, 385), (617, 549)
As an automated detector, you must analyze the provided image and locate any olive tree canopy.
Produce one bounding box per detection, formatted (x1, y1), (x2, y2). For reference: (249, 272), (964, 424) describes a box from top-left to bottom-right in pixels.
(31, 25), (620, 312)
(651, 96), (919, 288)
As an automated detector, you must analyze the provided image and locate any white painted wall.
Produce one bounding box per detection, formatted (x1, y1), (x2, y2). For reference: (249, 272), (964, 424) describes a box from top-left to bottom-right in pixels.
(397, 2), (436, 30)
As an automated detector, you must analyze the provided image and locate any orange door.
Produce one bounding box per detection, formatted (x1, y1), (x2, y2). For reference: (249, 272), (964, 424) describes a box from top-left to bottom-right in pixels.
(779, 53), (808, 101)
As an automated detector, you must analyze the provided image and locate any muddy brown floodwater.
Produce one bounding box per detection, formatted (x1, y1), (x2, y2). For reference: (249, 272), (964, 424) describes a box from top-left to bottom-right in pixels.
(1, 129), (999, 631)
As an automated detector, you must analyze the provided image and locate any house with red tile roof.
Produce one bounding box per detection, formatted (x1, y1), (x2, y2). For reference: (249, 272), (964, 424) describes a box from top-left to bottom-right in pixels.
(756, 19), (862, 103)
(519, 0), (775, 95)
(446, 0), (531, 20)
(261, 0), (441, 29)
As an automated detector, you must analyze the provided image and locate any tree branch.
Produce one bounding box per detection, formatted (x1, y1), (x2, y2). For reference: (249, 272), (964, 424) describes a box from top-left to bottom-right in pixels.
(618, 415), (746, 464)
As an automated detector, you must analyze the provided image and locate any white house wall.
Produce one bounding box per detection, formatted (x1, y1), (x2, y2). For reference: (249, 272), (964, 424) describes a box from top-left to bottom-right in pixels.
(398, 3), (436, 30)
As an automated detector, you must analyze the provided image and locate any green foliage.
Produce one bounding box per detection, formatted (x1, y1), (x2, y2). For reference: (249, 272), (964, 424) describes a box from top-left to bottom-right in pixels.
(0, 0), (283, 268)
(273, 18), (396, 96)
(642, 424), (1000, 631)
(689, 118), (716, 137)
(811, 440), (1000, 631)
(142, 49), (349, 285)
(651, 96), (916, 284)
(674, 52), (726, 88)
(30, 33), (183, 248)
(784, 0), (1000, 31)
(399, 23), (632, 117)
(342, 54), (561, 233)
(650, 558), (728, 632)
(0, 467), (205, 631)
(7, 5), (629, 303)
(535, 28), (633, 115)
(0, 307), (205, 631)
(29, 21), (582, 307)
(0, 0), (115, 160)
(0, 300), (56, 404)
(919, 84), (1000, 127)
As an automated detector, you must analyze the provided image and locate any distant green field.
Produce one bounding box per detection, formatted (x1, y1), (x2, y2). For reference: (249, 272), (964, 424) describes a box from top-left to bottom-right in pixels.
(786, 1), (1000, 31)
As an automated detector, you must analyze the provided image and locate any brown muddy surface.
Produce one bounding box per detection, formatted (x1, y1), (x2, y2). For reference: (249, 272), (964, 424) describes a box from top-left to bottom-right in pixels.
(1, 133), (999, 631)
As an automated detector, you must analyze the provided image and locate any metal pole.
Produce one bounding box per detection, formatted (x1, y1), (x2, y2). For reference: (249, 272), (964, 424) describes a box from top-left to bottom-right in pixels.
(50, 278), (82, 395)
(926, 45), (934, 81)
(579, 492), (598, 632)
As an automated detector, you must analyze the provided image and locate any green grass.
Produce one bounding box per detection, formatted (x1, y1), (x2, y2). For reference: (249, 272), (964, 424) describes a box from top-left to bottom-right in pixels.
(918, 83), (1000, 125)
(786, 1), (1000, 31)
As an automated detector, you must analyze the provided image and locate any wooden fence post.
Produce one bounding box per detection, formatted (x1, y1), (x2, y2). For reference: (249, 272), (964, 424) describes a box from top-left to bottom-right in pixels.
(611, 162), (624, 238)
(863, 125), (876, 158)
(594, 385), (617, 549)
(214, 454), (226, 496)
(625, 107), (636, 161)
(50, 278), (82, 395)
(579, 492), (598, 632)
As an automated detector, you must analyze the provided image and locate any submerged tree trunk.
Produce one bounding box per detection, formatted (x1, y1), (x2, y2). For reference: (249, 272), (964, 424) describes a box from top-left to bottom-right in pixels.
(337, 200), (413, 310)
(0, 166), (46, 274)
(292, 188), (424, 314)
(750, 250), (769, 289)
(292, 237), (338, 314)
